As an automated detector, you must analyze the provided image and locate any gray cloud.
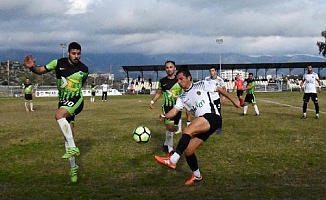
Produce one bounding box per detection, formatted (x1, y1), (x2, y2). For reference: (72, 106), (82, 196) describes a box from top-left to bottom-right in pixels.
(0, 0), (325, 56)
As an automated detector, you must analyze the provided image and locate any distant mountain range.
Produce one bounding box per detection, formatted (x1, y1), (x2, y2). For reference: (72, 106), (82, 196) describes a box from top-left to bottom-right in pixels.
(1, 49), (325, 79)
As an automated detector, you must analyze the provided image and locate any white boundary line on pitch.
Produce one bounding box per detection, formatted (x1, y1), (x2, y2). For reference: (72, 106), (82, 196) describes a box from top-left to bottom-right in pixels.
(260, 99), (325, 114)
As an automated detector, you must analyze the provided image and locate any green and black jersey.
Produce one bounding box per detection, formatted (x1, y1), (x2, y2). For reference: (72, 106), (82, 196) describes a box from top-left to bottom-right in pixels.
(158, 76), (183, 107)
(90, 84), (96, 92)
(22, 83), (34, 94)
(246, 79), (256, 94)
(45, 58), (89, 101)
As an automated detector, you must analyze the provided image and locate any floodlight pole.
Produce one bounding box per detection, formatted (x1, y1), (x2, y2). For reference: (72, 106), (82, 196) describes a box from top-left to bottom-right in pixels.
(7, 60), (9, 97)
(216, 39), (223, 77)
(60, 43), (67, 58)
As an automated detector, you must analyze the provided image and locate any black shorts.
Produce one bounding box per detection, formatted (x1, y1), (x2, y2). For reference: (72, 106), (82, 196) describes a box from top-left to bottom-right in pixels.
(303, 93), (318, 102)
(195, 113), (221, 142)
(236, 90), (244, 97)
(58, 96), (84, 123)
(24, 94), (33, 100)
(244, 93), (257, 104)
(91, 92), (96, 96)
(162, 105), (182, 126)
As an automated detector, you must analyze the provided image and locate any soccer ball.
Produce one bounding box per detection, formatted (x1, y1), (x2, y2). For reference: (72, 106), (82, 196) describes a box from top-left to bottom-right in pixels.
(132, 126), (151, 143)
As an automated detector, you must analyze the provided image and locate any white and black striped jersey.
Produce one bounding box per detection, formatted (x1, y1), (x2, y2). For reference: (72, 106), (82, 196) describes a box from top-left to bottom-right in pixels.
(174, 80), (220, 117)
(302, 72), (319, 93)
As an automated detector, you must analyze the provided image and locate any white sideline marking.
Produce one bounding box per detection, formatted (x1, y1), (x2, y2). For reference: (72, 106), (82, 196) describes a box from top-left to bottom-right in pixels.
(260, 99), (325, 114)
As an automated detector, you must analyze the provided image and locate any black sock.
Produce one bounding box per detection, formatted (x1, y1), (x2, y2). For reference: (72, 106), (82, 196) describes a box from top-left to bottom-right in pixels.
(186, 153), (198, 171)
(175, 134), (191, 155)
(303, 103), (307, 113)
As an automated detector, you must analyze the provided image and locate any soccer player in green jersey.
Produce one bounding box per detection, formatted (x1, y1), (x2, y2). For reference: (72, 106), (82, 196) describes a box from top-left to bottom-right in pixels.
(24, 42), (89, 182)
(243, 73), (260, 116)
(22, 78), (35, 112)
(150, 61), (183, 156)
(90, 81), (97, 103)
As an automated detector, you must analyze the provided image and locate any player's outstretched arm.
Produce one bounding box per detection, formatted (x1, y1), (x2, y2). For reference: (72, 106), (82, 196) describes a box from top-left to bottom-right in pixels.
(217, 87), (242, 109)
(24, 55), (47, 74)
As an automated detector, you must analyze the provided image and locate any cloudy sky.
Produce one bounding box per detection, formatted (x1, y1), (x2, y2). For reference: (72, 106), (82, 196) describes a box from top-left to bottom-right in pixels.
(1, 0), (325, 57)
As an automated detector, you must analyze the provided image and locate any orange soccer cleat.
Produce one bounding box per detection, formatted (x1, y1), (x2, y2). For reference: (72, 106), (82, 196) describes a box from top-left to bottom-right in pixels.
(184, 174), (203, 186)
(154, 155), (176, 169)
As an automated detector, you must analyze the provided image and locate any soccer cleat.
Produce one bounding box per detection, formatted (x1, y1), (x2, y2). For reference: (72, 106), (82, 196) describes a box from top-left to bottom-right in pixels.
(255, 113), (259, 116)
(26, 109), (29, 112)
(184, 174), (203, 186)
(315, 115), (319, 119)
(30, 109), (34, 112)
(70, 164), (79, 183)
(62, 147), (80, 159)
(175, 130), (182, 134)
(166, 151), (174, 158)
(154, 155), (176, 169)
(301, 115), (307, 119)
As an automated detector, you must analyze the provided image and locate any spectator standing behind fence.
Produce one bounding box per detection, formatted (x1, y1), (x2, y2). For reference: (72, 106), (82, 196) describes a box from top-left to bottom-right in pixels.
(22, 78), (35, 112)
(243, 73), (260, 116)
(148, 77), (152, 89)
(300, 65), (321, 119)
(101, 80), (108, 101)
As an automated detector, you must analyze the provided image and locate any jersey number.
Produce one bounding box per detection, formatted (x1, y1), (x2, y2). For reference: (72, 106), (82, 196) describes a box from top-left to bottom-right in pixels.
(63, 101), (75, 107)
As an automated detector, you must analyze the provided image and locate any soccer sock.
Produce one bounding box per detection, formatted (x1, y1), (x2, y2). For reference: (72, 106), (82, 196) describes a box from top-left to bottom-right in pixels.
(175, 134), (191, 157)
(65, 141), (76, 167)
(243, 105), (248, 114)
(193, 169), (201, 178)
(240, 98), (244, 105)
(24, 102), (28, 110)
(164, 131), (174, 153)
(187, 121), (191, 126)
(314, 102), (319, 114)
(254, 105), (259, 115)
(170, 152), (181, 164)
(303, 102), (307, 113)
(186, 153), (199, 172)
(30, 102), (33, 110)
(303, 112), (307, 117)
(177, 119), (182, 132)
(57, 118), (76, 147)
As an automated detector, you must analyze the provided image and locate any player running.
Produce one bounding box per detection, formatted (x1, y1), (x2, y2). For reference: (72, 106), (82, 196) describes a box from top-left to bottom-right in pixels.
(233, 74), (245, 106)
(150, 61), (183, 156)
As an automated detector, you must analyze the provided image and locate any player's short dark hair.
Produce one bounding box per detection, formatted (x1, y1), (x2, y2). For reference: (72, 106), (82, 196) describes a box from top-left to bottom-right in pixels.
(165, 60), (175, 66)
(209, 66), (217, 71)
(68, 42), (81, 51)
(176, 68), (192, 78)
(249, 73), (254, 76)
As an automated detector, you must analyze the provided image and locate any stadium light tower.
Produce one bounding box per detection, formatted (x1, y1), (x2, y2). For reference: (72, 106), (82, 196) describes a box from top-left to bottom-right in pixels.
(60, 43), (67, 57)
(216, 38), (223, 77)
